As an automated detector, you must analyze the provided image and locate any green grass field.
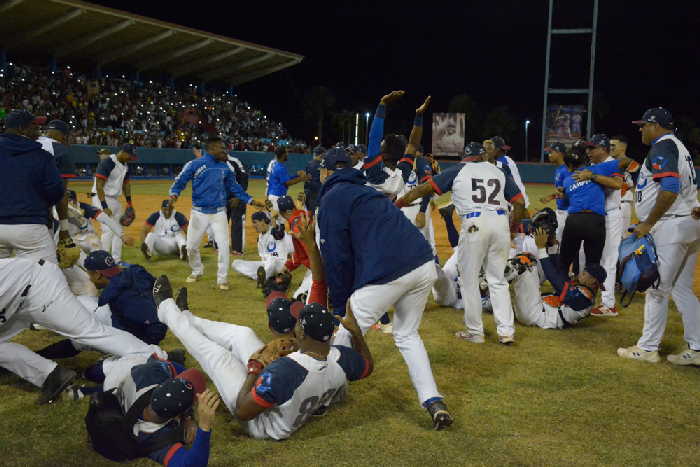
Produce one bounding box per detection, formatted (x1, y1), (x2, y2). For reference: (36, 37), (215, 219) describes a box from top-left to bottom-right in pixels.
(2, 180), (700, 467)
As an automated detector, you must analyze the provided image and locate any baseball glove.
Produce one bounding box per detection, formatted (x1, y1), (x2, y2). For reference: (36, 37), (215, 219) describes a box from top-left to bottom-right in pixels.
(262, 272), (292, 297)
(248, 337), (298, 369)
(56, 237), (80, 269)
(119, 206), (135, 226)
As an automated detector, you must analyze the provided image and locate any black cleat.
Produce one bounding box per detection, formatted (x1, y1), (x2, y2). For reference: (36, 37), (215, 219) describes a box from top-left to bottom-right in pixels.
(38, 366), (77, 405)
(256, 266), (266, 289)
(175, 287), (188, 311)
(438, 203), (455, 220)
(426, 399), (453, 430)
(140, 243), (151, 260)
(180, 245), (188, 262)
(203, 241), (214, 249)
(167, 349), (187, 366)
(153, 275), (174, 307)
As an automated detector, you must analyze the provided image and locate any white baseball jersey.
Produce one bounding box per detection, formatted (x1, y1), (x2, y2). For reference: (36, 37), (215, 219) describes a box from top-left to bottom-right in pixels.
(248, 347), (368, 440)
(257, 228), (294, 261)
(0, 258), (36, 327)
(602, 156), (622, 211)
(636, 134), (698, 220)
(91, 154), (129, 197)
(265, 160), (277, 194)
(449, 162), (520, 215)
(145, 210), (188, 238)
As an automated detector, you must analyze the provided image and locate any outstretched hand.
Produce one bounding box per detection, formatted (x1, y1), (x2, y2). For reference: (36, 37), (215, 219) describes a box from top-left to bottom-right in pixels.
(196, 389), (221, 432)
(416, 95), (431, 115)
(380, 90), (405, 105)
(290, 212), (315, 247)
(534, 227), (549, 249)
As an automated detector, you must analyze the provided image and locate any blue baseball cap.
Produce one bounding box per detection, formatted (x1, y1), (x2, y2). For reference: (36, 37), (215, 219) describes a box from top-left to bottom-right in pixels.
(464, 142), (485, 157)
(299, 303), (335, 342)
(252, 211), (270, 223)
(545, 142), (567, 154)
(321, 147), (351, 169)
(4, 110), (47, 129)
(312, 145), (327, 156)
(633, 107), (674, 129)
(120, 143), (138, 160)
(150, 378), (195, 419)
(47, 120), (70, 135)
(346, 144), (367, 155)
(583, 134), (610, 150)
(277, 196), (295, 212)
(267, 298), (298, 334)
(84, 250), (121, 278)
(487, 136), (511, 151)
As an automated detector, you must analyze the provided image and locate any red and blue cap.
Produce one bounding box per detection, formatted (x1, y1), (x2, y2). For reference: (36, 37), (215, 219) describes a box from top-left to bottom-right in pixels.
(583, 134), (610, 150)
(632, 107), (674, 129)
(4, 109), (47, 129)
(84, 250), (122, 278)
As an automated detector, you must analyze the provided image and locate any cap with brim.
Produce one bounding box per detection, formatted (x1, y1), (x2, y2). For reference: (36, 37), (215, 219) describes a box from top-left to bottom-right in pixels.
(632, 107), (674, 129)
(150, 378), (195, 419)
(267, 298), (298, 334)
(84, 250), (122, 278)
(120, 143), (138, 160)
(299, 303), (335, 342)
(321, 147), (351, 169)
(175, 368), (206, 395)
(582, 134), (610, 149)
(488, 136), (511, 151)
(252, 211), (270, 223)
(4, 110), (47, 129)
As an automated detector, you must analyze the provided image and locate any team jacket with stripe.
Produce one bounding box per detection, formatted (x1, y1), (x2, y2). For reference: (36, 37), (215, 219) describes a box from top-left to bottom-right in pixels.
(170, 153), (252, 213)
(0, 133), (64, 225)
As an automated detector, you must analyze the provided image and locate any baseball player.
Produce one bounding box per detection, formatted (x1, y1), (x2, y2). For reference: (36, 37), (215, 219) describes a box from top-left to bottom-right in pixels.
(610, 135), (639, 236)
(140, 200), (189, 261)
(91, 143), (138, 264)
(266, 147), (309, 212)
(511, 228), (607, 329)
(226, 153), (249, 255)
(319, 148), (453, 430)
(66, 190), (123, 253)
(484, 136), (530, 208)
(0, 110), (63, 263)
(303, 146), (326, 211)
(169, 136), (267, 290)
(275, 196), (314, 301)
(539, 142), (570, 244)
(618, 107), (700, 365)
(0, 256), (166, 404)
(153, 275), (373, 440)
(397, 142), (526, 345)
(232, 211), (294, 285)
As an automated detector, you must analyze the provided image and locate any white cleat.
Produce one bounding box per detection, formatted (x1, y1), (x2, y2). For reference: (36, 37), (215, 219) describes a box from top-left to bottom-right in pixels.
(617, 345), (661, 363)
(185, 274), (202, 283)
(498, 335), (515, 345)
(455, 331), (485, 343)
(218, 283), (230, 291)
(667, 349), (700, 366)
(379, 323), (393, 334)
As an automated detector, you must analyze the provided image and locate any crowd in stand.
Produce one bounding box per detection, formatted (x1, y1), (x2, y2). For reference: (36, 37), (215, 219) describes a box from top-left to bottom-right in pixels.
(0, 62), (306, 152)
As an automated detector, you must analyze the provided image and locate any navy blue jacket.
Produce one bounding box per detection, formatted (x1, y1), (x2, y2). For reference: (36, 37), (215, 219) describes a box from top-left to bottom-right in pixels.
(318, 168), (434, 311)
(0, 133), (65, 225)
(98, 265), (167, 345)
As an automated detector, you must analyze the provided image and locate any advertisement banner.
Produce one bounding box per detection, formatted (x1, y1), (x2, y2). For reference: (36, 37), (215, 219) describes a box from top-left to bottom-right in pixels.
(432, 113), (465, 157)
(545, 105), (586, 147)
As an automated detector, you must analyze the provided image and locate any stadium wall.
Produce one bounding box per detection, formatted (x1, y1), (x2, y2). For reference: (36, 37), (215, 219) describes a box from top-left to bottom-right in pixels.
(71, 146), (700, 184)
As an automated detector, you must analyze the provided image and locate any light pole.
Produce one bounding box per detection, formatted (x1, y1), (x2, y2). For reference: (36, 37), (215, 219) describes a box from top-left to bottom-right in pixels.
(365, 112), (370, 145)
(354, 113), (359, 145)
(524, 120), (531, 161)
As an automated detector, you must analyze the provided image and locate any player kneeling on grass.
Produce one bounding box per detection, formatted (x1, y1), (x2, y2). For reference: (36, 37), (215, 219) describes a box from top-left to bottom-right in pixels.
(83, 353), (217, 466)
(0, 257), (167, 405)
(152, 274), (372, 440)
(232, 211), (293, 287)
(510, 228), (606, 329)
(141, 200), (189, 261)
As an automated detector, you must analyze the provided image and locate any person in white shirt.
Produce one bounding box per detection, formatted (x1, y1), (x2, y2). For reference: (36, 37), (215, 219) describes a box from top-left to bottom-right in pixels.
(140, 200), (189, 261)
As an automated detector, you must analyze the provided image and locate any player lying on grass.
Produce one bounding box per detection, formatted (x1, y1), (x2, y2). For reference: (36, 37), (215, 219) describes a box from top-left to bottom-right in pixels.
(152, 275), (372, 440)
(65, 190), (124, 253)
(510, 228), (606, 329)
(0, 257), (167, 405)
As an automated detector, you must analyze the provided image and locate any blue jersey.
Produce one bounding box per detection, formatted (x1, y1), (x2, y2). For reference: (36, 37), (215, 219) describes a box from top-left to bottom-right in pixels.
(268, 160), (292, 197)
(562, 160), (621, 216)
(554, 164), (570, 210)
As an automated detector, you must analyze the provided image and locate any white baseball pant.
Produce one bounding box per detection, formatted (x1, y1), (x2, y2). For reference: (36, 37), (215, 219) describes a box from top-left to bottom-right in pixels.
(232, 257), (286, 280)
(73, 231), (102, 253)
(333, 260), (441, 405)
(145, 232), (186, 258)
(458, 212), (515, 337)
(621, 201), (633, 238)
(0, 224), (57, 263)
(600, 208), (623, 308)
(187, 209), (230, 284)
(157, 298), (263, 413)
(268, 195), (280, 213)
(555, 209), (568, 246)
(511, 264), (567, 329)
(91, 195), (123, 262)
(637, 216), (700, 352)
(432, 263), (460, 309)
(292, 269), (313, 301)
(0, 261), (163, 387)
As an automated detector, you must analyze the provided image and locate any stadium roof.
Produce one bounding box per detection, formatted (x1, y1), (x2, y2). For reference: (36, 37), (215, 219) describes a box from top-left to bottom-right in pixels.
(0, 0), (304, 85)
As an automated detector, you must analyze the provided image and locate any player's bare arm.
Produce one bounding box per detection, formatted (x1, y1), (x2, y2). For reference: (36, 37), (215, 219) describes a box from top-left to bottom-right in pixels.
(234, 373), (268, 421)
(573, 170), (623, 190)
(342, 303), (374, 377)
(634, 190), (678, 237)
(380, 90), (406, 106)
(55, 189), (71, 240)
(285, 170), (310, 187)
(95, 178), (112, 217)
(405, 96), (431, 156)
(291, 213), (324, 283)
(396, 183), (435, 208)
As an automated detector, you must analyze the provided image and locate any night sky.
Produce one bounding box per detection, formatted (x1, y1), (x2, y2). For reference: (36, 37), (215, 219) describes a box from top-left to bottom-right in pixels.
(95, 0), (700, 158)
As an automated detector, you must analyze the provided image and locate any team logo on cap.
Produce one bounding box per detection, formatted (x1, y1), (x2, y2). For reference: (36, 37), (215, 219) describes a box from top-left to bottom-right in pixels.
(104, 255), (114, 267)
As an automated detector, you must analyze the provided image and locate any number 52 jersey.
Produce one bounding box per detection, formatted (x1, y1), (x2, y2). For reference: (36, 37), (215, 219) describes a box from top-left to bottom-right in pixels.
(635, 133), (698, 220)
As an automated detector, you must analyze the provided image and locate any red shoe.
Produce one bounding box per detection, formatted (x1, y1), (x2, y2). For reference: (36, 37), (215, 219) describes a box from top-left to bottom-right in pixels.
(590, 305), (618, 317)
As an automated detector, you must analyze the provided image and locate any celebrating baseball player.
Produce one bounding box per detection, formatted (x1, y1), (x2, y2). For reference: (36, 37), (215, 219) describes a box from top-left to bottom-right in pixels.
(152, 274), (372, 440)
(484, 136), (530, 208)
(397, 141), (526, 345)
(169, 136), (268, 290)
(617, 107), (700, 365)
(0, 256), (166, 404)
(140, 200), (189, 261)
(232, 210), (294, 286)
(65, 190), (124, 253)
(266, 146), (309, 212)
(91, 143), (138, 264)
(539, 142), (570, 244)
(0, 110), (64, 262)
(318, 147), (453, 430)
